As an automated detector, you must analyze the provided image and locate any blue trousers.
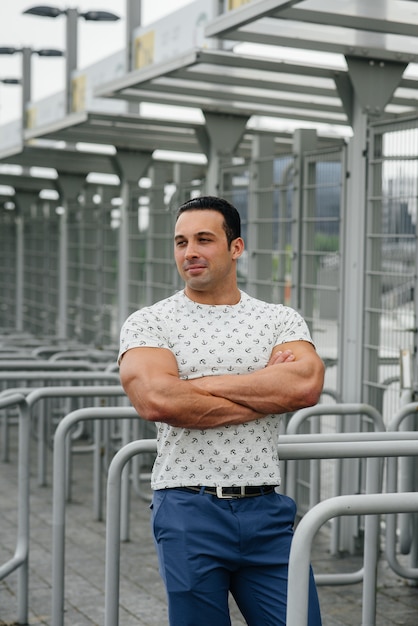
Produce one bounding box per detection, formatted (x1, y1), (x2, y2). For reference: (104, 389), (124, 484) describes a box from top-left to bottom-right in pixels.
(151, 488), (322, 626)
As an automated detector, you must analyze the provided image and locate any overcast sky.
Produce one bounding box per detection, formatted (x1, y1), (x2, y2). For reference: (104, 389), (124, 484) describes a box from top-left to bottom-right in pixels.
(0, 0), (191, 123)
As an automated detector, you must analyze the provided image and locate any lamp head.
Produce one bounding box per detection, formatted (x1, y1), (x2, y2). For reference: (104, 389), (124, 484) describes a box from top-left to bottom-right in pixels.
(0, 78), (21, 84)
(36, 48), (64, 57)
(81, 11), (120, 21)
(0, 47), (19, 55)
(23, 6), (63, 18)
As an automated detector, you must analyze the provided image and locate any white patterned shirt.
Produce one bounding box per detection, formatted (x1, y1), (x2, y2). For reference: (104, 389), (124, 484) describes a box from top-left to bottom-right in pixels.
(118, 290), (313, 490)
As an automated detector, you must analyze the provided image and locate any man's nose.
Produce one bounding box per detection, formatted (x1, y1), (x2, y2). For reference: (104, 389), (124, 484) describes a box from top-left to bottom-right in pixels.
(184, 243), (199, 258)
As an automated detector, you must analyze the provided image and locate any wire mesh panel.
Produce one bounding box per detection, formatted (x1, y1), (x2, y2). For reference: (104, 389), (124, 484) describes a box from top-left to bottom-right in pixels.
(127, 185), (150, 313)
(218, 158), (251, 289)
(301, 148), (344, 382)
(272, 155), (296, 305)
(77, 190), (118, 346)
(102, 202), (119, 345)
(218, 153), (296, 301)
(146, 173), (179, 305)
(67, 188), (118, 346)
(67, 203), (81, 341)
(22, 203), (59, 337)
(365, 118), (418, 423)
(127, 177), (179, 314)
(0, 211), (17, 330)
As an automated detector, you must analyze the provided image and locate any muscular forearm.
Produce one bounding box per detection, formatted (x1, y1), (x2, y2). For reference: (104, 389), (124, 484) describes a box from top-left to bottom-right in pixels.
(189, 356), (324, 414)
(123, 374), (266, 429)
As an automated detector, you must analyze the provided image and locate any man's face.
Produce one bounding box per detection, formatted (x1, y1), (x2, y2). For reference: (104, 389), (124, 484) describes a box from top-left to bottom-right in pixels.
(174, 209), (243, 300)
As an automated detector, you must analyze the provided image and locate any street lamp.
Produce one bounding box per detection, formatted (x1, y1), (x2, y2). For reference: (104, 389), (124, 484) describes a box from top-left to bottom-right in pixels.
(23, 6), (120, 21)
(0, 46), (63, 127)
(23, 5), (120, 114)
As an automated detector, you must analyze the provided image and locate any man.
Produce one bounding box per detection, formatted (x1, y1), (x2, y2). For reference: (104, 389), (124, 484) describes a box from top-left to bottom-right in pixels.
(119, 195), (324, 626)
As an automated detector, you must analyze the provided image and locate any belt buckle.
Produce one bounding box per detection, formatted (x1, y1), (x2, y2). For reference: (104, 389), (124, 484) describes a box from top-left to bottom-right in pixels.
(216, 486), (245, 499)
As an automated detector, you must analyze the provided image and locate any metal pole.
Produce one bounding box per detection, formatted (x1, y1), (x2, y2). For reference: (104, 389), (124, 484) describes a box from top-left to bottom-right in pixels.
(65, 8), (79, 114)
(20, 47), (32, 128)
(51, 406), (137, 626)
(125, 0), (142, 72)
(15, 214), (24, 332)
(16, 402), (31, 625)
(57, 205), (68, 338)
(105, 439), (157, 626)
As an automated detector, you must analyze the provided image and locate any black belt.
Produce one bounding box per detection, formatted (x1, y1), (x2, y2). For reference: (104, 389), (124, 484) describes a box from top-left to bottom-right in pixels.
(180, 485), (276, 499)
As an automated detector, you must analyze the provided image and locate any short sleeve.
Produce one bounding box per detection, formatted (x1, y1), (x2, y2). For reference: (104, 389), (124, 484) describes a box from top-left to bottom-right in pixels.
(118, 308), (170, 364)
(274, 306), (313, 346)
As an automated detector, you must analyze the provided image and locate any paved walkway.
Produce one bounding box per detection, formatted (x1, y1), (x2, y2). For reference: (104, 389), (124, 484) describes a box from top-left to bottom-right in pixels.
(1, 424), (418, 626)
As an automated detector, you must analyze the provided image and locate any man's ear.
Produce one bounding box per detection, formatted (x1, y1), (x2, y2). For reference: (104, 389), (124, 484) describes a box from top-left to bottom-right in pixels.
(231, 237), (245, 259)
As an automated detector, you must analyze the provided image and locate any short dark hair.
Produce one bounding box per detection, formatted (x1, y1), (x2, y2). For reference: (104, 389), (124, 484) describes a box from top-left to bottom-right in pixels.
(176, 196), (241, 247)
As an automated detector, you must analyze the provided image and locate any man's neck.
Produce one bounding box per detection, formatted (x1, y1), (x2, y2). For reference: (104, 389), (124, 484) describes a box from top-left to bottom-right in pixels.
(184, 287), (241, 306)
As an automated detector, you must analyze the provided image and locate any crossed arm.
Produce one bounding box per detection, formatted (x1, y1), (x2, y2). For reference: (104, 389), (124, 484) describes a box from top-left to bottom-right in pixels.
(119, 341), (325, 430)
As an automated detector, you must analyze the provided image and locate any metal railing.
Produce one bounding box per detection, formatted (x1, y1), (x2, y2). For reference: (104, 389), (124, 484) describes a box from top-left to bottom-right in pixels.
(102, 432), (418, 626)
(285, 403), (385, 556)
(0, 387), (127, 626)
(50, 405), (139, 626)
(287, 491), (418, 626)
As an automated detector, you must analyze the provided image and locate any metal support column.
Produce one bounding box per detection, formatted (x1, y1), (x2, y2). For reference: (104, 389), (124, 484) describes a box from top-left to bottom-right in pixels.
(197, 111), (248, 195)
(146, 164), (171, 306)
(337, 55), (407, 405)
(55, 174), (85, 339)
(12, 204), (26, 333)
(113, 149), (152, 329)
(113, 148), (152, 543)
(334, 56), (407, 553)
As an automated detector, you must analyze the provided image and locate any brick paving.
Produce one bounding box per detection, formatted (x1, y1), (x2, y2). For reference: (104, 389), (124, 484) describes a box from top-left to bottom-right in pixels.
(1, 424), (418, 626)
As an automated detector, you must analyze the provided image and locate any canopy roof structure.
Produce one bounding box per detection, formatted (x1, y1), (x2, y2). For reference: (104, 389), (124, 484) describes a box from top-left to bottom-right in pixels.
(92, 0), (418, 132)
(23, 107), (344, 161)
(0, 143), (117, 176)
(205, 0), (418, 63)
(1, 0), (417, 194)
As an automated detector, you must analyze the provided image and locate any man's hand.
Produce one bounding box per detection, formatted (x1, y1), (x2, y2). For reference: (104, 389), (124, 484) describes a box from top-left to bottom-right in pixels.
(267, 349), (295, 366)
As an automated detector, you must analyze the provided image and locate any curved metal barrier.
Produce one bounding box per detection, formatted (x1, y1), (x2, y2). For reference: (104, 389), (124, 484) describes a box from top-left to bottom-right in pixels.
(103, 433), (418, 626)
(287, 492), (418, 626)
(51, 405), (139, 626)
(286, 403), (385, 555)
(0, 392), (29, 625)
(0, 388), (127, 626)
(386, 402), (418, 579)
(0, 370), (120, 462)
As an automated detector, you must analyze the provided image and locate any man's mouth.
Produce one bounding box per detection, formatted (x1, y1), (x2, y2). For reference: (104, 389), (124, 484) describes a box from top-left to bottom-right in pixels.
(184, 263), (207, 274)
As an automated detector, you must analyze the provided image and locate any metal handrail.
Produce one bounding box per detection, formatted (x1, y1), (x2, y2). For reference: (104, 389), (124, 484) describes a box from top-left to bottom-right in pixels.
(0, 392), (31, 625)
(51, 406), (139, 626)
(103, 432), (418, 626)
(287, 492), (418, 626)
(0, 371), (120, 462)
(0, 389), (127, 626)
(386, 402), (418, 578)
(286, 403), (385, 556)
